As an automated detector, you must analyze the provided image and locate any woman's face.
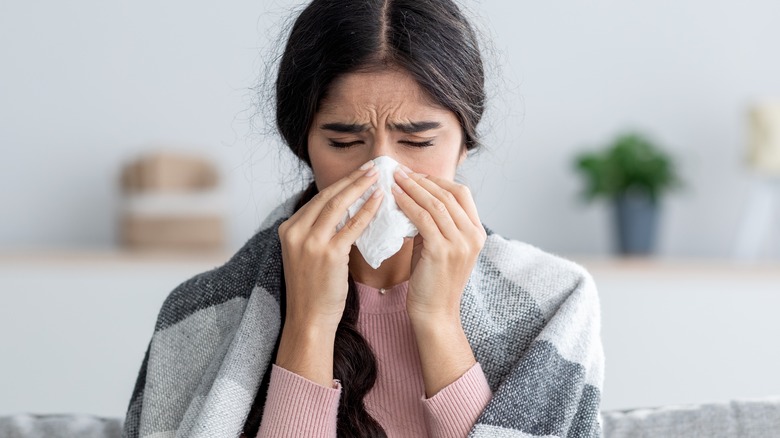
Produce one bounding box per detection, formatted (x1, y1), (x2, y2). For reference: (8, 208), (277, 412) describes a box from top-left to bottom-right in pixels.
(307, 68), (466, 191)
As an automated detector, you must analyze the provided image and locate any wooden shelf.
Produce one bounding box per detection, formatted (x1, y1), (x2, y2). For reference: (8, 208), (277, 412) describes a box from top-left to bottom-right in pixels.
(0, 247), (232, 266)
(565, 255), (780, 277)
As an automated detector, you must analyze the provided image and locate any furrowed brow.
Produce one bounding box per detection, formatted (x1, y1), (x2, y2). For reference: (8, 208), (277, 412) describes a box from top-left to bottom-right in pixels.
(320, 123), (370, 133)
(390, 121), (442, 134)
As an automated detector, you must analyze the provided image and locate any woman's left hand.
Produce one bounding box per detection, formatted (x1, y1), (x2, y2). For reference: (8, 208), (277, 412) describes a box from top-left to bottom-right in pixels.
(392, 168), (487, 323)
(392, 167), (486, 397)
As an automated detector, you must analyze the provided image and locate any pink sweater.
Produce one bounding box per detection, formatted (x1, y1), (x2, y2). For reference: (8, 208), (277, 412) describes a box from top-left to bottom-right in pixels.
(258, 281), (493, 437)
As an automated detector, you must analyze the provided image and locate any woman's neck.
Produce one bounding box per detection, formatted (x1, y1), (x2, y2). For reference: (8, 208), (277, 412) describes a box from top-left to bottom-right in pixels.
(348, 239), (413, 289)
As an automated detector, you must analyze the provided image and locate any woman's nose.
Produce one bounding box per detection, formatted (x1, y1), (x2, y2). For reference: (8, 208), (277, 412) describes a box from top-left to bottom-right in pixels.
(369, 136), (395, 161)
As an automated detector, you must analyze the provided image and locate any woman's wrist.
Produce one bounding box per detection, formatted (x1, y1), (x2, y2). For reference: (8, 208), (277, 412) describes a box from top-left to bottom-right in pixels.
(409, 313), (477, 397)
(406, 285), (463, 325)
(407, 306), (461, 327)
(275, 319), (337, 388)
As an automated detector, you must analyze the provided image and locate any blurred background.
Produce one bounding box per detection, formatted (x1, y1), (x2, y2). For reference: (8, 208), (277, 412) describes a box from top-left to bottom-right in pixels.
(1, 0), (779, 422)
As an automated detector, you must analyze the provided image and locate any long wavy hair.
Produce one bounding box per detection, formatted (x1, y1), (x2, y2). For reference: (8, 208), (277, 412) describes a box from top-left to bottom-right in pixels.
(243, 0), (485, 436)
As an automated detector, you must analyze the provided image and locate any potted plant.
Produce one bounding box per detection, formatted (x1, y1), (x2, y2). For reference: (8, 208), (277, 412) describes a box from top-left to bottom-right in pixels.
(573, 132), (683, 255)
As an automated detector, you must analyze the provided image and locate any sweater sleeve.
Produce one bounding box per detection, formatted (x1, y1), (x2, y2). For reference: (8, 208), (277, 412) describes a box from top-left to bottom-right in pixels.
(257, 364), (342, 438)
(421, 362), (493, 438)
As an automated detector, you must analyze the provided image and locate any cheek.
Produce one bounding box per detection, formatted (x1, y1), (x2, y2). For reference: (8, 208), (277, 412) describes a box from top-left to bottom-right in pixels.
(432, 162), (458, 180)
(307, 138), (328, 190)
(413, 139), (464, 180)
(409, 154), (459, 180)
(308, 141), (352, 191)
(310, 156), (338, 191)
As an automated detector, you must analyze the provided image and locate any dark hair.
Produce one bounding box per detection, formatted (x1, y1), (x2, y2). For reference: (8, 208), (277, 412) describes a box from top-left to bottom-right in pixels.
(276, 0), (485, 165)
(244, 0), (485, 436)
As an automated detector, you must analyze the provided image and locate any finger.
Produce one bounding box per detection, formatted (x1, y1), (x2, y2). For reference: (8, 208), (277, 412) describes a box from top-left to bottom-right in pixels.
(294, 161), (378, 228)
(332, 188), (384, 247)
(393, 169), (459, 239)
(422, 175), (482, 228)
(311, 167), (381, 234)
(392, 179), (450, 243)
(413, 176), (474, 232)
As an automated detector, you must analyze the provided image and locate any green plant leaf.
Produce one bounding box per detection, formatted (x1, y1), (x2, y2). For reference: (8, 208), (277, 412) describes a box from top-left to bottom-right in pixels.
(573, 131), (683, 203)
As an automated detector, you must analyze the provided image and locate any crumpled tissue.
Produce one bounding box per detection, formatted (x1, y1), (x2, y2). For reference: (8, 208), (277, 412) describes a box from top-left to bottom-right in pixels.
(336, 156), (418, 269)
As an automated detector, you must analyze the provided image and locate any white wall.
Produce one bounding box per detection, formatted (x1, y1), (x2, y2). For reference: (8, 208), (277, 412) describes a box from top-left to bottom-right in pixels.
(0, 255), (223, 417)
(2, 0), (780, 257)
(591, 260), (780, 410)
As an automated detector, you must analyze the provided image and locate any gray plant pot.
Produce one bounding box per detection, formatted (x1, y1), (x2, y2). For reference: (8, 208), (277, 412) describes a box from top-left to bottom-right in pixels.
(613, 191), (659, 255)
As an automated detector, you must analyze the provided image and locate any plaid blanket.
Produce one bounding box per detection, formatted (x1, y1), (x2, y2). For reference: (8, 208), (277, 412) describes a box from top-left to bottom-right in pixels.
(123, 195), (604, 437)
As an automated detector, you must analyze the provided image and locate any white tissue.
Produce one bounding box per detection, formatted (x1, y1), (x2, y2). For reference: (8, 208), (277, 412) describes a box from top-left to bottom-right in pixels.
(336, 156), (418, 269)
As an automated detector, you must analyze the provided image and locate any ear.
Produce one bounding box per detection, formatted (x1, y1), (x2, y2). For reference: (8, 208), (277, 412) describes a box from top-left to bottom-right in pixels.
(457, 145), (468, 167)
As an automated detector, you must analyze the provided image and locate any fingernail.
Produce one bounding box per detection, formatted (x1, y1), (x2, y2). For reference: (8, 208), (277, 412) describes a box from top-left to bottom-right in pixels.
(366, 166), (378, 177)
(371, 187), (383, 198)
(396, 168), (409, 179)
(360, 160), (374, 170)
(392, 183), (403, 194)
(401, 164), (413, 173)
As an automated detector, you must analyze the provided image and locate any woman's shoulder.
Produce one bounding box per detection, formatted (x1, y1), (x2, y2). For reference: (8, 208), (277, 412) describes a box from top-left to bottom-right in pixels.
(469, 227), (598, 314)
(481, 227), (593, 280)
(152, 209), (291, 333)
(465, 228), (604, 404)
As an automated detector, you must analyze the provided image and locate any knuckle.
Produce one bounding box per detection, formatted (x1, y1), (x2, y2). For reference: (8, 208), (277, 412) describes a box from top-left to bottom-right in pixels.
(471, 227), (486, 244)
(277, 220), (289, 236)
(472, 238), (484, 252)
(322, 196), (343, 215)
(431, 199), (447, 213)
(443, 191), (457, 205)
(278, 222), (301, 245)
(416, 209), (433, 225)
(454, 184), (471, 198)
(345, 214), (366, 232)
(311, 190), (327, 203)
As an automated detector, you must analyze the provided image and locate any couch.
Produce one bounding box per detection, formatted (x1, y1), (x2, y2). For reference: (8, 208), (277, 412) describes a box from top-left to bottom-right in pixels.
(2, 396), (779, 438)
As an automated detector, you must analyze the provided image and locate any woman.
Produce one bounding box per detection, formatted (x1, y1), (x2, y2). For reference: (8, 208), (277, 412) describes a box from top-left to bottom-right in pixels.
(123, 0), (604, 437)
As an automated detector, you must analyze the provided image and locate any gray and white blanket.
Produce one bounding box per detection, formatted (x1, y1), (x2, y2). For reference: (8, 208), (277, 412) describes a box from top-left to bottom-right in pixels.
(123, 195), (605, 437)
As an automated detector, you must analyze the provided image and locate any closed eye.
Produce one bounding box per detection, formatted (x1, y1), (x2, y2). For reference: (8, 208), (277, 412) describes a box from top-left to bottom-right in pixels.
(400, 140), (434, 147)
(329, 140), (433, 148)
(328, 140), (363, 148)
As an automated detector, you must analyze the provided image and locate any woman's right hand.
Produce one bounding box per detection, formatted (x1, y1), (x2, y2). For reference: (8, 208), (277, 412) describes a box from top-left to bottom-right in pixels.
(275, 160), (383, 386)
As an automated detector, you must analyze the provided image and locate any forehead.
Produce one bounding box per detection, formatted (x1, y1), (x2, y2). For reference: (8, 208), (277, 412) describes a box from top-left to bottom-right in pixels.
(317, 68), (449, 121)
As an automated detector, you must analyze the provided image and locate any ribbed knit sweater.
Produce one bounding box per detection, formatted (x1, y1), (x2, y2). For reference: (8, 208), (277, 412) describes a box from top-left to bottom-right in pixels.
(258, 281), (494, 437)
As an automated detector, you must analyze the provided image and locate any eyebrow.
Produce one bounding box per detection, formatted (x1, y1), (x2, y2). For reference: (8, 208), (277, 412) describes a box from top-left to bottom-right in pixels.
(390, 121), (441, 134)
(319, 121), (442, 134)
(320, 123), (369, 133)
